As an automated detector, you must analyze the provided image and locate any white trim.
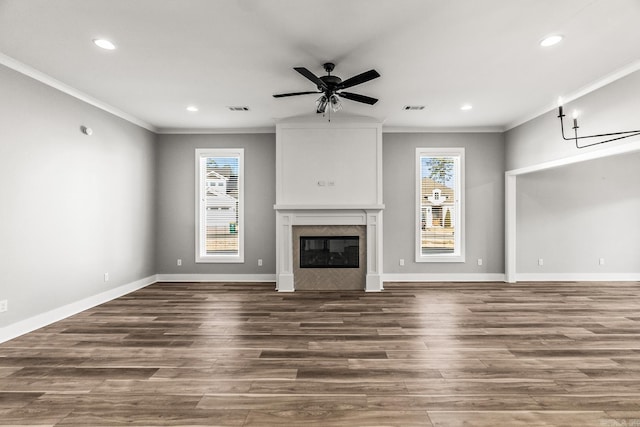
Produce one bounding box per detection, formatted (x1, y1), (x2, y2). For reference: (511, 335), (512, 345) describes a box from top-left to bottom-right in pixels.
(415, 147), (465, 263)
(274, 204), (385, 211)
(0, 275), (157, 344)
(383, 273), (506, 282)
(505, 174), (517, 283)
(158, 127), (275, 134)
(383, 126), (503, 133)
(195, 148), (245, 264)
(156, 274), (276, 283)
(516, 273), (640, 282)
(506, 59), (640, 130)
(276, 114), (380, 125)
(505, 138), (640, 177)
(0, 52), (156, 133)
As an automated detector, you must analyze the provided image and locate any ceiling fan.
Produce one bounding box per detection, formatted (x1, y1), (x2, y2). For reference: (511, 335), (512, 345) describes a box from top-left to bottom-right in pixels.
(273, 62), (380, 113)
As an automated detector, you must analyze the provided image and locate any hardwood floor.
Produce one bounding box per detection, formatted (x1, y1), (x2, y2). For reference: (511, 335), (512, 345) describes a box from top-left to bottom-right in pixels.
(2, 281), (640, 426)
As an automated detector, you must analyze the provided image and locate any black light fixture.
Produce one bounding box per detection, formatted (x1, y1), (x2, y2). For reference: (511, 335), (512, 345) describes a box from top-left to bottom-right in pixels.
(557, 98), (640, 149)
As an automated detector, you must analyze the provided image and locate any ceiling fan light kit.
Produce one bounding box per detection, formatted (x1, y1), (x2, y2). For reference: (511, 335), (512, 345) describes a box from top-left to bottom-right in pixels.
(274, 62), (380, 115)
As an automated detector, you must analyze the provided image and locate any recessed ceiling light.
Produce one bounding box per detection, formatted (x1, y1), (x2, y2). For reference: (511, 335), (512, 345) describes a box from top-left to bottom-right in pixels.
(93, 39), (116, 50)
(186, 105), (199, 112)
(403, 105), (425, 110)
(228, 106), (250, 111)
(540, 34), (563, 47)
(460, 104), (473, 111)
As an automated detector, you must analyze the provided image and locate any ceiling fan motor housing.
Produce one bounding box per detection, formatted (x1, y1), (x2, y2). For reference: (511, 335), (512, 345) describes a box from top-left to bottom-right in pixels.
(319, 75), (342, 92)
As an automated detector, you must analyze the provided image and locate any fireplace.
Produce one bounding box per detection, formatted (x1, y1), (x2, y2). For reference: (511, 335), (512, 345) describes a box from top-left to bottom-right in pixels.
(300, 236), (359, 268)
(274, 117), (384, 291)
(275, 210), (382, 292)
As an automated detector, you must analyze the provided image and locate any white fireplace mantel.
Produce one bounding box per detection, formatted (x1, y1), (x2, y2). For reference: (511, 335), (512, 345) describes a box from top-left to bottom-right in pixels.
(275, 207), (384, 292)
(274, 117), (384, 292)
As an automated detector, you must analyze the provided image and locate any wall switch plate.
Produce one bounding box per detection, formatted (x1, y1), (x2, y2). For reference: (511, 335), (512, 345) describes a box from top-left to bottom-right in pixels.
(399, 259), (405, 266)
(177, 259), (182, 266)
(477, 258), (483, 266)
(599, 258), (605, 265)
(0, 300), (7, 313)
(258, 259), (263, 266)
(317, 180), (326, 186)
(538, 258), (544, 266)
(104, 273), (109, 282)
(328, 181), (335, 186)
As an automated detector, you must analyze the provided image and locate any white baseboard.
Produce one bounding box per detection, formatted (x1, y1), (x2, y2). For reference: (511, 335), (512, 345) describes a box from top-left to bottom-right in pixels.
(516, 273), (640, 282)
(0, 274), (157, 344)
(383, 273), (506, 282)
(156, 274), (277, 283)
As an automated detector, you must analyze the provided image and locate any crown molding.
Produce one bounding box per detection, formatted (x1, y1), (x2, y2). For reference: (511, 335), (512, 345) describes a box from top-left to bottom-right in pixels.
(382, 126), (503, 133)
(0, 52), (156, 133)
(157, 127), (275, 134)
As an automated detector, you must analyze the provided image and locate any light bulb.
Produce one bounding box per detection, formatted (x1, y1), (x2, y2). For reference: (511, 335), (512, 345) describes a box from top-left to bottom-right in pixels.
(329, 94), (342, 112)
(316, 95), (328, 114)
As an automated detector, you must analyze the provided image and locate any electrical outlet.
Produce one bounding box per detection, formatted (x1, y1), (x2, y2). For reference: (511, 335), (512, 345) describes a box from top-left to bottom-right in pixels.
(104, 272), (109, 282)
(599, 258), (605, 266)
(0, 300), (7, 313)
(258, 259), (263, 266)
(177, 259), (182, 266)
(399, 259), (405, 266)
(477, 258), (483, 266)
(538, 258), (544, 266)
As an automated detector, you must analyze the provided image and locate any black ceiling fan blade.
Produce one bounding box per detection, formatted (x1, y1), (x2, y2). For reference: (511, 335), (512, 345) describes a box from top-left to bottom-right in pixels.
(337, 69), (380, 90)
(273, 91), (321, 98)
(294, 67), (328, 90)
(338, 91), (378, 105)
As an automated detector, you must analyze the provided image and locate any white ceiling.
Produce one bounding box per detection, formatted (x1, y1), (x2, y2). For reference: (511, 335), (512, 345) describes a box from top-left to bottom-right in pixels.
(1, 0), (639, 132)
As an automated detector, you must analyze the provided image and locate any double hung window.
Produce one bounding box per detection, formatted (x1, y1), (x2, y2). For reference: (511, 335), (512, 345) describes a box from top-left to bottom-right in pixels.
(196, 149), (244, 263)
(416, 147), (464, 262)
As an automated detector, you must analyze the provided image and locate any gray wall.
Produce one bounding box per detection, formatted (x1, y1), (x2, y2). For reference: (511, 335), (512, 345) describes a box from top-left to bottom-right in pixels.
(517, 151), (640, 274)
(382, 133), (505, 275)
(505, 70), (640, 171)
(155, 133), (276, 274)
(0, 64), (156, 327)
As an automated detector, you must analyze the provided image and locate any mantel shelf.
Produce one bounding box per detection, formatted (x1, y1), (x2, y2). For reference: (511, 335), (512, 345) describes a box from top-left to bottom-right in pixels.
(274, 204), (385, 211)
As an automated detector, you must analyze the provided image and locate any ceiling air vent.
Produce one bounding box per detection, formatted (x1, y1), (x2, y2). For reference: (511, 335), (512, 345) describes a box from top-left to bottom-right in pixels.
(228, 106), (250, 111)
(403, 105), (425, 110)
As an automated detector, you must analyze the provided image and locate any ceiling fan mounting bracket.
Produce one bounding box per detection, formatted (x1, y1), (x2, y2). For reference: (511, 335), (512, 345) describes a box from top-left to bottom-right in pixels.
(323, 62), (335, 74)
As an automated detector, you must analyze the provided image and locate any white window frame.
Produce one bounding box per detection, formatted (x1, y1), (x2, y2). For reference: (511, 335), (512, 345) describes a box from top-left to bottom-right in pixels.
(195, 148), (244, 263)
(415, 147), (465, 263)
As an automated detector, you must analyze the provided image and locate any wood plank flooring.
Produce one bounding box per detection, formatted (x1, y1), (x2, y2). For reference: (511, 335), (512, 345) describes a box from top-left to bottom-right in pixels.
(2, 281), (640, 426)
